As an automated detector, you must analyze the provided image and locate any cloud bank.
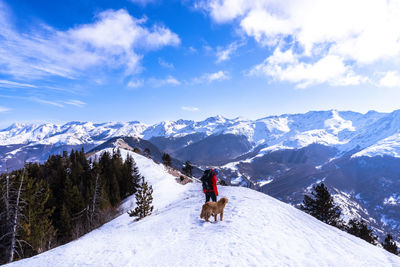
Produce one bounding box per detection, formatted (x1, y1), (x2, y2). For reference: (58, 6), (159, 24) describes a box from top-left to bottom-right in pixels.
(198, 0), (400, 88)
(0, 5), (180, 81)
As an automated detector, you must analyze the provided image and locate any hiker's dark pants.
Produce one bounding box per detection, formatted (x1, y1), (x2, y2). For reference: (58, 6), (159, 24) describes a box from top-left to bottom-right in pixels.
(205, 191), (217, 203)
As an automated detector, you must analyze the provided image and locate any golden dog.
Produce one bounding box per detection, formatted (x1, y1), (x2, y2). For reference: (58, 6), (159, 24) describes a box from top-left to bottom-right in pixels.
(200, 197), (228, 222)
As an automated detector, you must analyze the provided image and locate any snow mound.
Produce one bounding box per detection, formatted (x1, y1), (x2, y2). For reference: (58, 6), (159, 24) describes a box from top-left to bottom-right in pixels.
(9, 150), (400, 267)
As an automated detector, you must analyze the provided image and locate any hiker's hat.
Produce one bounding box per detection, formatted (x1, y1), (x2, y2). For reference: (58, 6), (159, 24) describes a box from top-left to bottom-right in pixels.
(213, 168), (219, 175)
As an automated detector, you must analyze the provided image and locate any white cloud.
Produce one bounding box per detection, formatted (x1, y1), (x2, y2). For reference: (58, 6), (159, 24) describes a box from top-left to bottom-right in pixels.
(128, 76), (180, 88)
(250, 48), (366, 88)
(0, 80), (37, 88)
(378, 71), (400, 88)
(127, 79), (144, 88)
(0, 6), (180, 80)
(207, 71), (230, 82)
(0, 106), (10, 113)
(181, 106), (199, 112)
(28, 97), (64, 107)
(199, 0), (400, 87)
(158, 58), (174, 69)
(188, 46), (197, 53)
(64, 100), (86, 107)
(216, 41), (244, 63)
(193, 71), (230, 84)
(0, 94), (80, 108)
(149, 76), (181, 87)
(129, 0), (157, 6)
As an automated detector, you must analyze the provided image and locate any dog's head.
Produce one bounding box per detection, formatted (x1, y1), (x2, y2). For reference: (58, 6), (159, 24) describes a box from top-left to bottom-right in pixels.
(219, 197), (228, 205)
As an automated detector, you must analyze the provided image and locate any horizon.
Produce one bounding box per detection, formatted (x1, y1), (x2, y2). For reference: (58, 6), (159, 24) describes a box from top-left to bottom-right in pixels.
(1, 0), (400, 129)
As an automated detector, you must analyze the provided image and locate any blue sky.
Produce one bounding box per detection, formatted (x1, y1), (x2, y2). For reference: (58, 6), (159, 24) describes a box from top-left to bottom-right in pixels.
(1, 0), (400, 128)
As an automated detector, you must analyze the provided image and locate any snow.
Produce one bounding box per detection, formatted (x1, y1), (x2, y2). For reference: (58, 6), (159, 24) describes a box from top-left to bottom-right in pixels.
(257, 178), (274, 187)
(332, 191), (372, 223)
(8, 149), (400, 267)
(352, 133), (400, 158)
(383, 194), (400, 206)
(259, 144), (292, 153)
(288, 129), (344, 147)
(324, 110), (355, 134)
(230, 176), (245, 185)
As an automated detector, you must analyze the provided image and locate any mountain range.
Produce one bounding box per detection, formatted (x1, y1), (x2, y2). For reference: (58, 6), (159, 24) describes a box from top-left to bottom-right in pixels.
(1, 110), (399, 166)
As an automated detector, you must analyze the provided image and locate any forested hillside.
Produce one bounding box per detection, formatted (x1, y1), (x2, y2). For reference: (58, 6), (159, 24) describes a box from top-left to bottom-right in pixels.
(0, 149), (140, 264)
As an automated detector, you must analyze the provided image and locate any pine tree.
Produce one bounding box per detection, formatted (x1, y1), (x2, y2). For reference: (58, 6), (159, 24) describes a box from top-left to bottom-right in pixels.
(108, 174), (121, 207)
(61, 175), (86, 240)
(112, 151), (125, 200)
(346, 219), (377, 245)
(127, 176), (154, 221)
(63, 175), (85, 216)
(7, 169), (27, 262)
(0, 171), (13, 261)
(3, 171), (11, 222)
(130, 157), (141, 195)
(182, 161), (193, 177)
(20, 176), (56, 255)
(119, 154), (139, 199)
(382, 234), (398, 255)
(58, 203), (72, 242)
(300, 183), (342, 227)
(162, 153), (172, 167)
(144, 148), (151, 158)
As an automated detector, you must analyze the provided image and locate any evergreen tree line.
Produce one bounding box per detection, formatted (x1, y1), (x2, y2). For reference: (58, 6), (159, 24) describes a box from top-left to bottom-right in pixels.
(0, 148), (141, 264)
(301, 183), (399, 255)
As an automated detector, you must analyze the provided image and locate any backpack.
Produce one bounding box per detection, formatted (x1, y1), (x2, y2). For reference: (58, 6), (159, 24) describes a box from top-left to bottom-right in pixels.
(201, 169), (214, 191)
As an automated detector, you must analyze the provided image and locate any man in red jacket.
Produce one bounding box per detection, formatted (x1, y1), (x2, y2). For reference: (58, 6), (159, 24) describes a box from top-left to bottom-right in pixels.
(203, 168), (219, 203)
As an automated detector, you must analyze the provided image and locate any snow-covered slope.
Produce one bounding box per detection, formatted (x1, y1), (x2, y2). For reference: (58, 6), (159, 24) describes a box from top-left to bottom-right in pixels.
(8, 150), (400, 267)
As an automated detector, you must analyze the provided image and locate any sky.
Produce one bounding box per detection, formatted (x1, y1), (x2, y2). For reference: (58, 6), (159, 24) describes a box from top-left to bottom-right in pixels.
(1, 0), (400, 129)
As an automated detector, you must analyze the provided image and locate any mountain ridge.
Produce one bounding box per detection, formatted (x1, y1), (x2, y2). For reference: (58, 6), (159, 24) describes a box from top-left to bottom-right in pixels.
(0, 109), (393, 152)
(2, 109), (399, 178)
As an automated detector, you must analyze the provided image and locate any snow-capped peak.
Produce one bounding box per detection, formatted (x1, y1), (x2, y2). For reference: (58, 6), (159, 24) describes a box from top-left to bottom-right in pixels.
(324, 110), (355, 134)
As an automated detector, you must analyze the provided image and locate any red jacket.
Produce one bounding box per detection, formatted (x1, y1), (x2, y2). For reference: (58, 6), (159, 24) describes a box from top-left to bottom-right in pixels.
(203, 169), (218, 196)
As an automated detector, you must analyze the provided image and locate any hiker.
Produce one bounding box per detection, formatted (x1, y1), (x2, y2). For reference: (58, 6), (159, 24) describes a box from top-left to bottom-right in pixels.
(201, 168), (219, 203)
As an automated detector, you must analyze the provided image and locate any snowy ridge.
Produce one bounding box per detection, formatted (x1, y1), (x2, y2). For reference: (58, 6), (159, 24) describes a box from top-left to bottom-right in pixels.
(8, 149), (400, 267)
(3, 109), (400, 158)
(351, 132), (400, 158)
(0, 121), (148, 146)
